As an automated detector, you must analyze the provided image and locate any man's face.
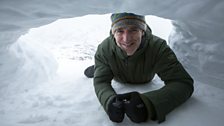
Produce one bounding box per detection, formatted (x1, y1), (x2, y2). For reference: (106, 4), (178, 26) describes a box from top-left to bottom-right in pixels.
(114, 26), (144, 56)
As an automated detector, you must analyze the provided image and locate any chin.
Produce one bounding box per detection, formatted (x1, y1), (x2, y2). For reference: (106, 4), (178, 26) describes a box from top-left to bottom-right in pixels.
(126, 51), (135, 56)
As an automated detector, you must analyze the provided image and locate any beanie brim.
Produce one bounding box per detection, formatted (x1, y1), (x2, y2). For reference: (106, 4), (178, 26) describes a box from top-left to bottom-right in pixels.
(112, 19), (146, 34)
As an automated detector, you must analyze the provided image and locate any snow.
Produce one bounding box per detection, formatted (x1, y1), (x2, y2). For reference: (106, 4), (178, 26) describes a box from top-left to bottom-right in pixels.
(0, 13), (223, 126)
(0, 1), (224, 126)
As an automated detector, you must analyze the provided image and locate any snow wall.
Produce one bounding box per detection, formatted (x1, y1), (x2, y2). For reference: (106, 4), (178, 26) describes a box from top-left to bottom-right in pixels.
(0, 0), (224, 93)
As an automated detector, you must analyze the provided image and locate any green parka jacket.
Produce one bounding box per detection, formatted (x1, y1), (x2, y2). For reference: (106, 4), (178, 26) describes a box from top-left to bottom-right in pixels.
(94, 26), (194, 123)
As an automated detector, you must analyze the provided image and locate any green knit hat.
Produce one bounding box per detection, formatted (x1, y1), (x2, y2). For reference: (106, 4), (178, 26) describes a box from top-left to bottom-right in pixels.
(111, 12), (147, 34)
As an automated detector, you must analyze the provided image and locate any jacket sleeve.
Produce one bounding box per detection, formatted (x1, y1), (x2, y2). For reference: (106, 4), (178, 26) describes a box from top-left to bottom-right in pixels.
(141, 39), (194, 123)
(94, 44), (116, 113)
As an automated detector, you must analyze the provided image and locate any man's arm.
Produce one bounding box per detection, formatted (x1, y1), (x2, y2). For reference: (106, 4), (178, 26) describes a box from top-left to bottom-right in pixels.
(94, 45), (116, 112)
(140, 40), (194, 123)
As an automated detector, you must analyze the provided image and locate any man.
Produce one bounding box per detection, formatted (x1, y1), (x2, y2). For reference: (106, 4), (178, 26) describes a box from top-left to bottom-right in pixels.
(84, 12), (194, 123)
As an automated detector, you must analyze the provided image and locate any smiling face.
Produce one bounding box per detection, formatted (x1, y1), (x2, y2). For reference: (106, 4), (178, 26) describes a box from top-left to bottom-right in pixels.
(113, 26), (144, 56)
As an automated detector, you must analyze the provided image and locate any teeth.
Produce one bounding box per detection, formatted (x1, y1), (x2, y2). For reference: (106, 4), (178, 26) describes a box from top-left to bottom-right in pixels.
(123, 43), (133, 47)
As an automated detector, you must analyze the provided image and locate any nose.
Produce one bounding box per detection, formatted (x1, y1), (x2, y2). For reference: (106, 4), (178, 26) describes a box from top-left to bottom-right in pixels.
(123, 31), (131, 43)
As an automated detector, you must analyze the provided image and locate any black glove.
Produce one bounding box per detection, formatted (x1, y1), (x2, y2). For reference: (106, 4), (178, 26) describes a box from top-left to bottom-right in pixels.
(84, 65), (94, 78)
(118, 92), (148, 123)
(107, 96), (125, 123)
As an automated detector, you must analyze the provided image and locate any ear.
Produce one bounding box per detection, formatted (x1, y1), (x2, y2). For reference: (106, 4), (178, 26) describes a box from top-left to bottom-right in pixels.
(142, 30), (145, 36)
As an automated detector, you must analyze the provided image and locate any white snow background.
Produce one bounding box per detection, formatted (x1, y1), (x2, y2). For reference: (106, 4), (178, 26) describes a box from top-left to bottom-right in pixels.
(0, 13), (224, 126)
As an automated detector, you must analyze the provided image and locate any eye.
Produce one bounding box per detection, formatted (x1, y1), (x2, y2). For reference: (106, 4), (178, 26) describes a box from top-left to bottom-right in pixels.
(130, 28), (138, 32)
(115, 29), (124, 34)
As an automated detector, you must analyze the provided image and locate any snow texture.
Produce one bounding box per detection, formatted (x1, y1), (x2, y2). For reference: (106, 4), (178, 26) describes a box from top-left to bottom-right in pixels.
(0, 0), (224, 126)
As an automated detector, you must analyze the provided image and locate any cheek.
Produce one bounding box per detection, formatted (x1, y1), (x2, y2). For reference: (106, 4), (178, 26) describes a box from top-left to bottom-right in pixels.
(133, 35), (142, 43)
(114, 37), (123, 45)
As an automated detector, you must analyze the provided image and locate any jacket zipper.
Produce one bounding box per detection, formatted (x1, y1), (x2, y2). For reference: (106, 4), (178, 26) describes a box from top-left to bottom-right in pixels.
(124, 57), (129, 82)
(125, 57), (128, 66)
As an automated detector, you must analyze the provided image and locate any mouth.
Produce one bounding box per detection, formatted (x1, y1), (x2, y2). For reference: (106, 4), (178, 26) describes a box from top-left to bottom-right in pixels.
(122, 43), (134, 48)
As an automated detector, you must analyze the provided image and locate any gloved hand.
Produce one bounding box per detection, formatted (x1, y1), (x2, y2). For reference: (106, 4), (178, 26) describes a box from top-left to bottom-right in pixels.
(118, 92), (148, 123)
(107, 96), (125, 123)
